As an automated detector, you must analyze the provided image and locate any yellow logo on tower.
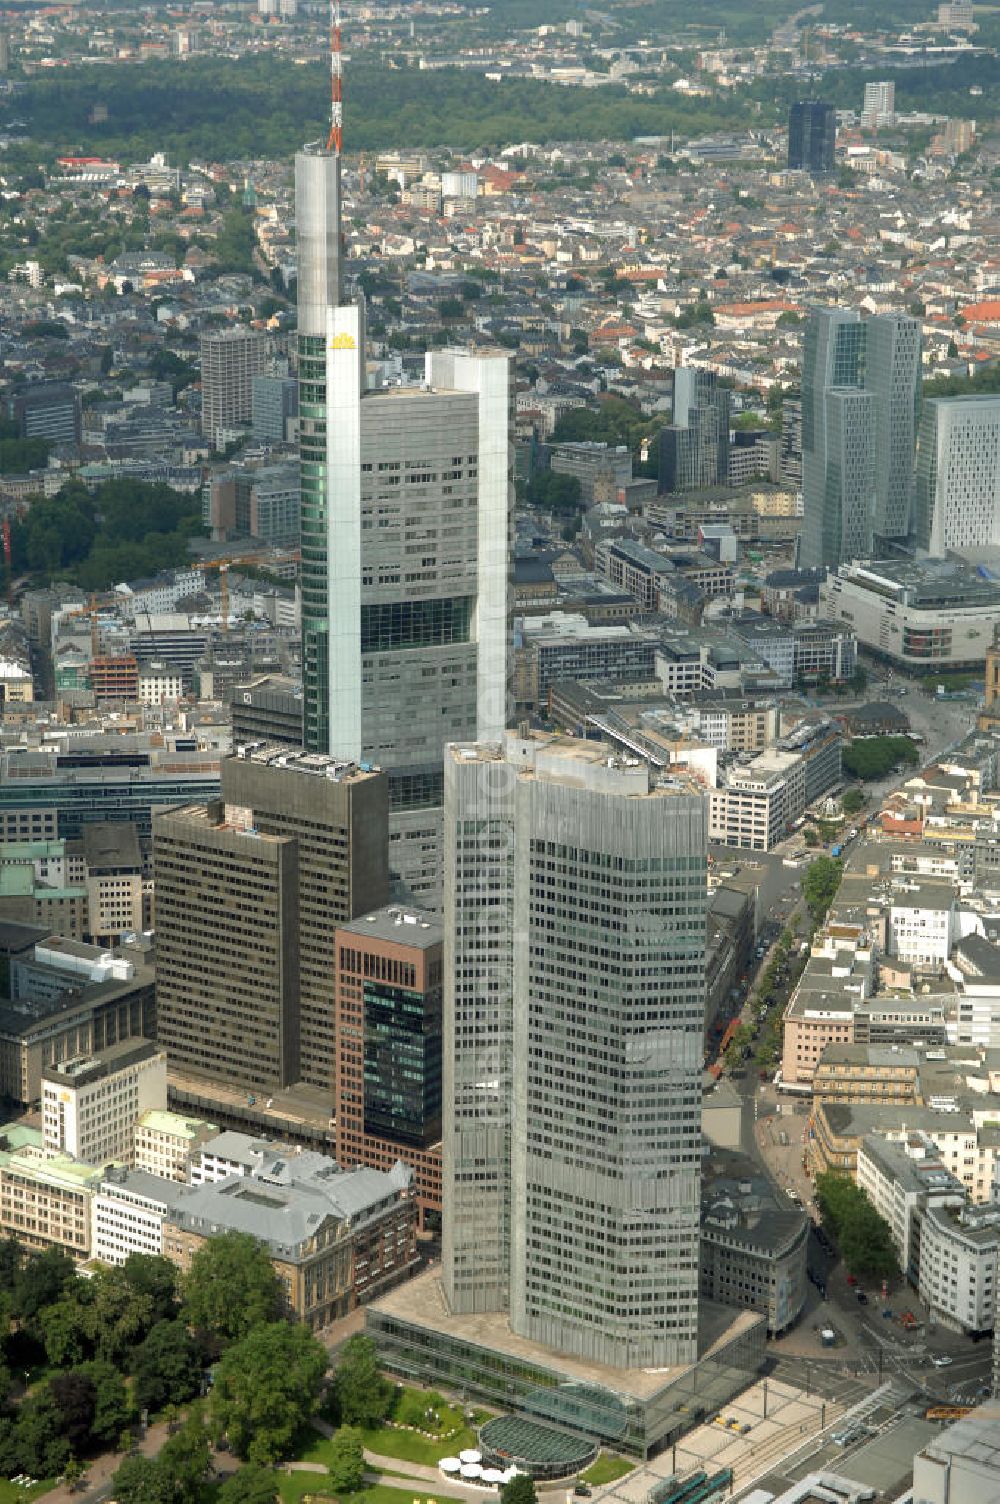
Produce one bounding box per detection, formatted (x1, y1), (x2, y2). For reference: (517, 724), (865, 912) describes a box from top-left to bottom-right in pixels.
(330, 332), (356, 350)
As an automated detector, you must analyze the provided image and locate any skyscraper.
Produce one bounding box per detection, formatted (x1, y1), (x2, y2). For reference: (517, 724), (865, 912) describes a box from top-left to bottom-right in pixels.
(443, 733), (707, 1368)
(296, 103), (511, 901)
(154, 801), (301, 1090)
(914, 396), (1000, 556)
(658, 369), (731, 494)
(200, 328), (267, 449)
(788, 100), (836, 175)
(800, 310), (870, 569)
(799, 309), (920, 568)
(866, 314), (921, 546)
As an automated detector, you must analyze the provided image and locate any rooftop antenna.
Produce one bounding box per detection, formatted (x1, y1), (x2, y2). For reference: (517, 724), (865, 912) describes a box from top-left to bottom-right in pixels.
(327, 0), (343, 154)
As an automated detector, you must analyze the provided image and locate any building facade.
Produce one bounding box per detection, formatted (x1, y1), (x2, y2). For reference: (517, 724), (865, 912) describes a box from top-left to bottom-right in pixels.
(41, 1039), (166, 1167)
(334, 906), (443, 1226)
(787, 100), (836, 175)
(200, 328), (267, 449)
(155, 746), (388, 1095)
(800, 311), (920, 569)
(296, 140), (511, 902)
(162, 1152), (417, 1327)
(914, 396), (1000, 557)
(444, 733), (707, 1370)
(154, 800), (301, 1091)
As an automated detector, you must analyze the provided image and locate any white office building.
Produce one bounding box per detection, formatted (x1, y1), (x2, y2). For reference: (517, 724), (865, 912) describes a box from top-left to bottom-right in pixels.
(861, 81), (895, 128)
(92, 1166), (190, 1264)
(914, 396), (1000, 557)
(41, 1040), (166, 1168)
(917, 1201), (1000, 1335)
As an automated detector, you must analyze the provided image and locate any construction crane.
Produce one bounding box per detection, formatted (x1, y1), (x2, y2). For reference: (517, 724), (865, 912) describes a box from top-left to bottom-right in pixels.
(197, 551), (300, 633)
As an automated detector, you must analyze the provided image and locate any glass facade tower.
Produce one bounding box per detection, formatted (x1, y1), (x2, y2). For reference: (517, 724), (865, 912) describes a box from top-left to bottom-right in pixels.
(800, 309), (920, 569)
(788, 100), (836, 175)
(295, 143), (512, 900)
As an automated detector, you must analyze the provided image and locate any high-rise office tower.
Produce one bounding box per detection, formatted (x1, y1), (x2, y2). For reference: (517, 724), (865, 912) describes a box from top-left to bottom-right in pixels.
(443, 733), (707, 1368)
(861, 81), (895, 129)
(658, 369), (731, 494)
(252, 373), (298, 444)
(296, 66), (511, 902)
(800, 310), (869, 568)
(200, 328), (267, 449)
(787, 100), (836, 175)
(866, 313), (921, 546)
(334, 904), (443, 1226)
(154, 801), (301, 1090)
(154, 744), (389, 1094)
(799, 310), (920, 568)
(220, 744), (389, 1089)
(914, 396), (1000, 557)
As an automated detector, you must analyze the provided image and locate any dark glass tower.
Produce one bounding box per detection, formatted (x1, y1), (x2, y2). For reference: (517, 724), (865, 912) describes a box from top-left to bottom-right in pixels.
(788, 100), (836, 175)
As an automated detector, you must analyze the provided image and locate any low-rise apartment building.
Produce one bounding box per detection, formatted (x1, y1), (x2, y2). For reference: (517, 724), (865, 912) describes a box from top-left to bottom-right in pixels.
(812, 1043), (920, 1106)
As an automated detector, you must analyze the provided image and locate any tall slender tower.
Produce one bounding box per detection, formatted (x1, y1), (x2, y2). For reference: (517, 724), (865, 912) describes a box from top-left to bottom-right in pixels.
(799, 309), (872, 569)
(296, 14), (511, 902)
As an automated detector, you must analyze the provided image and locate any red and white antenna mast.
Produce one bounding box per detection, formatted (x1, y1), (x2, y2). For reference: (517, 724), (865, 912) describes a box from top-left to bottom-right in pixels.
(327, 0), (343, 154)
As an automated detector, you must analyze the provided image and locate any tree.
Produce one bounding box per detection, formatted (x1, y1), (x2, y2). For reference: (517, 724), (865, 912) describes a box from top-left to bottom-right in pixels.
(325, 1426), (366, 1494)
(183, 1232), (281, 1347)
(77, 1361), (132, 1450)
(121, 1255), (179, 1323)
(10, 1389), (73, 1477)
(331, 1334), (393, 1428)
(39, 1294), (92, 1368)
(525, 470), (582, 516)
(133, 1321), (201, 1413)
(802, 856), (843, 926)
(158, 1410), (213, 1504)
(842, 735), (918, 781)
(112, 1454), (173, 1504)
(217, 1465), (280, 1504)
(87, 1268), (154, 1367)
(47, 1371), (97, 1455)
(13, 1246), (77, 1326)
(0, 1235), (21, 1290)
(841, 788), (866, 816)
(815, 1172), (899, 1282)
(503, 1476), (538, 1504)
(209, 1322), (328, 1465)
(850, 665), (869, 693)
